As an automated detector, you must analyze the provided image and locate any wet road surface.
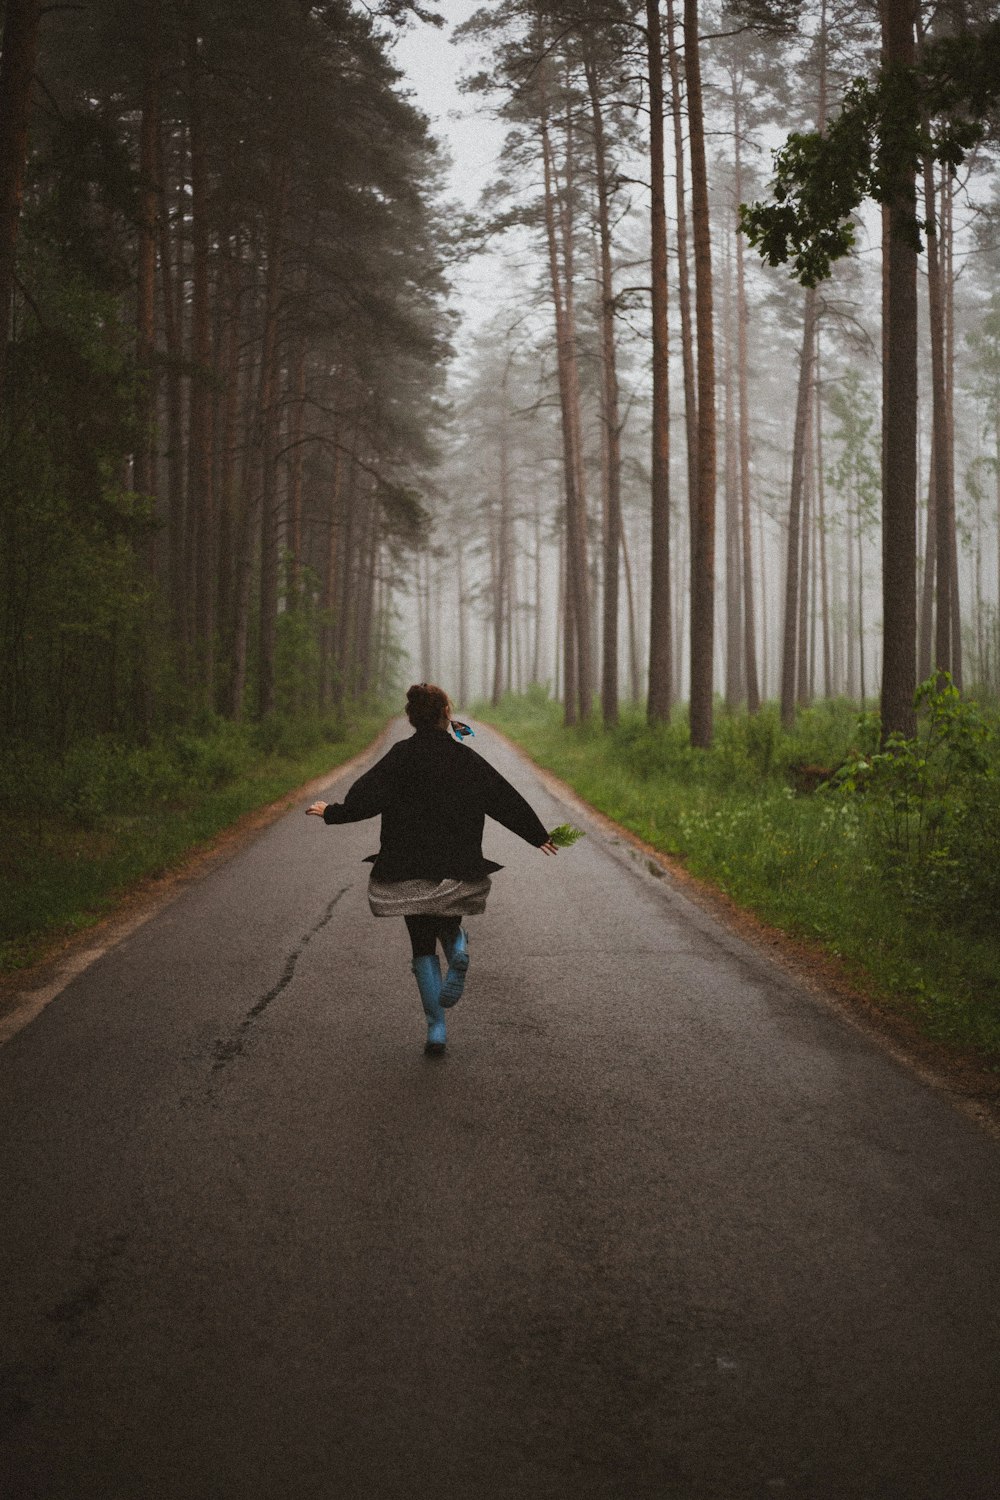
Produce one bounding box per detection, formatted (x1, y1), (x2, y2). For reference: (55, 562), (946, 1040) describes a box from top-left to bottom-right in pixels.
(2, 722), (999, 1499)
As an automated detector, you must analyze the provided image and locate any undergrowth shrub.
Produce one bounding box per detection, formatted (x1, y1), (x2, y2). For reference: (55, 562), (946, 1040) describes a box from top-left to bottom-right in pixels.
(836, 677), (999, 940)
(479, 684), (1000, 1055)
(2, 709), (359, 830)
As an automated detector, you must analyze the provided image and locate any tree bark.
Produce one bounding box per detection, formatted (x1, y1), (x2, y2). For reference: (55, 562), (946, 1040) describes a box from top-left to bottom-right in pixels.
(186, 19), (215, 702)
(943, 162), (961, 689)
(458, 518), (469, 706)
(665, 0), (698, 532)
(256, 160), (289, 719)
(879, 0), (918, 739)
(287, 337), (307, 597)
(620, 511), (641, 704)
(646, 0), (673, 725)
(780, 286), (817, 727)
(922, 143), (952, 686)
(723, 232), (743, 709)
(797, 394), (814, 706)
(814, 343), (832, 699)
(134, 59), (159, 510)
(539, 70), (591, 725)
(491, 371), (512, 707)
(684, 0), (716, 748)
(584, 49), (622, 729)
(556, 71), (593, 721)
(320, 443), (343, 708)
(156, 120), (189, 651)
(733, 89), (760, 713)
(0, 0), (42, 409)
(215, 233), (243, 701)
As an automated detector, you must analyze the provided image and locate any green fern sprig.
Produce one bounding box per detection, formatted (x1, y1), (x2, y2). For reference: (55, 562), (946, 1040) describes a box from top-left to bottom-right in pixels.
(548, 824), (586, 848)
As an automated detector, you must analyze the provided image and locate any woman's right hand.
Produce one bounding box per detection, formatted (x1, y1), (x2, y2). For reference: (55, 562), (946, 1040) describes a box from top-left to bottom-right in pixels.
(305, 801), (327, 817)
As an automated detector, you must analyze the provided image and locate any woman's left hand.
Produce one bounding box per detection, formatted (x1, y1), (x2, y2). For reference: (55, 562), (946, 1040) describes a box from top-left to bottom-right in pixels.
(305, 801), (327, 817)
(539, 840), (558, 856)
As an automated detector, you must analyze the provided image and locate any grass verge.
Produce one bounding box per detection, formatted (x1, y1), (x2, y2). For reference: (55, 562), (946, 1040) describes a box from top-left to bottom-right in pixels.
(2, 710), (387, 974)
(477, 690), (1000, 1066)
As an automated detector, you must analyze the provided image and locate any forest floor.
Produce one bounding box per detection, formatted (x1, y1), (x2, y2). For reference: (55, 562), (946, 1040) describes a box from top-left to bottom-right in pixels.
(476, 691), (1000, 1103)
(2, 711), (389, 980)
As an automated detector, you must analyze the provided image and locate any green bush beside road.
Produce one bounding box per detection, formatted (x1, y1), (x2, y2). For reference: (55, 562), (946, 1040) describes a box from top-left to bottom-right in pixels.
(477, 685), (1000, 1064)
(2, 711), (387, 973)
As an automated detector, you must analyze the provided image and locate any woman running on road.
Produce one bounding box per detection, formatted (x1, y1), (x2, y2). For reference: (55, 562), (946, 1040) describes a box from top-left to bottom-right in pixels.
(307, 683), (557, 1054)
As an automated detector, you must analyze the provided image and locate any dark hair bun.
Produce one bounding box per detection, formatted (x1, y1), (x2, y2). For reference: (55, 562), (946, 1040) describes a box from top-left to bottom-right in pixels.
(405, 682), (450, 730)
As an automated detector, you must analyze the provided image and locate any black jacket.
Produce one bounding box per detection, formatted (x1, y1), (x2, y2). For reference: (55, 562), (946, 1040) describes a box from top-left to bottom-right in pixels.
(322, 728), (549, 881)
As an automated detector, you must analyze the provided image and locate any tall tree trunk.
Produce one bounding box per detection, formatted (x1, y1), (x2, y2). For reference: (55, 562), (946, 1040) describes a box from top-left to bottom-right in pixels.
(943, 161), (961, 689)
(815, 346), (832, 699)
(665, 0), (698, 531)
(797, 392), (813, 705)
(256, 160), (289, 719)
(646, 0), (673, 724)
(723, 231), (743, 708)
(846, 506), (857, 699)
(733, 89), (760, 713)
(134, 60), (159, 510)
(780, 287), (817, 727)
(334, 453), (359, 704)
(857, 497), (867, 706)
(539, 74), (591, 725)
(356, 502), (380, 697)
(187, 20), (215, 702)
(216, 232), (243, 708)
(0, 0), (41, 409)
(684, 0), (716, 748)
(132, 50), (160, 734)
(491, 377), (512, 707)
(620, 512), (641, 704)
(923, 132), (952, 686)
(325, 444), (347, 708)
(585, 50), (622, 729)
(554, 525), (564, 702)
(918, 448), (936, 683)
(531, 499), (542, 686)
(556, 74), (593, 721)
(157, 122), (188, 652)
(287, 337), (307, 596)
(879, 0), (918, 739)
(458, 521), (469, 706)
(420, 543), (432, 682)
(994, 423), (1000, 694)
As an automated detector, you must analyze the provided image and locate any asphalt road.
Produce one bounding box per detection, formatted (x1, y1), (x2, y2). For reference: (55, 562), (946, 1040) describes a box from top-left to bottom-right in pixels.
(2, 722), (999, 1500)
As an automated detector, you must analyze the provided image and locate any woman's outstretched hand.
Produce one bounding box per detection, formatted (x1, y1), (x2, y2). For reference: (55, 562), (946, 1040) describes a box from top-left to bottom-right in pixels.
(305, 801), (327, 817)
(540, 840), (559, 856)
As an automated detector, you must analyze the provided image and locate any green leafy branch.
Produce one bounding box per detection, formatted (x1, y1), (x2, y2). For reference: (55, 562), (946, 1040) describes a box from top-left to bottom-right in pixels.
(740, 21), (1000, 287)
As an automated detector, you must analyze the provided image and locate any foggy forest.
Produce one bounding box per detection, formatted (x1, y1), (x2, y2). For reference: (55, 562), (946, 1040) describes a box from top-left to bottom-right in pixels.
(3, 0), (1000, 1024)
(2, 0), (998, 744)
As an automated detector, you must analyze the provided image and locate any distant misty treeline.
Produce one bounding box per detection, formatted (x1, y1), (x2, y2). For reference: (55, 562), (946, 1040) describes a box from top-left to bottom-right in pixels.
(1, 1), (998, 760)
(0, 0), (451, 751)
(412, 0), (1000, 741)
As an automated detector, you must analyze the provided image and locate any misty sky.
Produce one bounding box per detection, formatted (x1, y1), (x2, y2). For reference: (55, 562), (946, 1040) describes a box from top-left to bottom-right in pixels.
(391, 2), (515, 335)
(392, 1), (503, 206)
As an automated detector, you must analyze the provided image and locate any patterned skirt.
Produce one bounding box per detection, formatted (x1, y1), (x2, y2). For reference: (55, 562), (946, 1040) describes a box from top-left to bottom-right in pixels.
(367, 873), (492, 919)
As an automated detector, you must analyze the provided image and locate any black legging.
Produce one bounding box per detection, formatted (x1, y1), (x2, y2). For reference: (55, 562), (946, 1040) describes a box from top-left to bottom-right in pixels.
(405, 914), (462, 960)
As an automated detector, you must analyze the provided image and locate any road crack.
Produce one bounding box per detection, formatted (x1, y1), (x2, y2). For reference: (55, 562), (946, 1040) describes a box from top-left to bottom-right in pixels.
(211, 885), (351, 1073)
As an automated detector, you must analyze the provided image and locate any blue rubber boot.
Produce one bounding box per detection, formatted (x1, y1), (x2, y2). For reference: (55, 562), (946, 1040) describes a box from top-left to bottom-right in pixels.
(440, 927), (470, 1009)
(411, 955), (447, 1054)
